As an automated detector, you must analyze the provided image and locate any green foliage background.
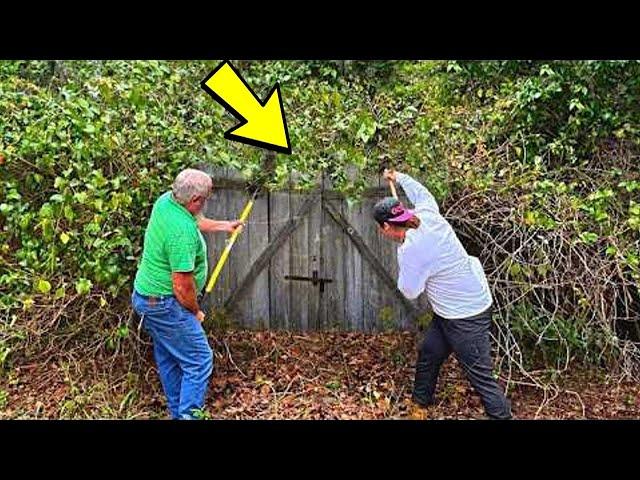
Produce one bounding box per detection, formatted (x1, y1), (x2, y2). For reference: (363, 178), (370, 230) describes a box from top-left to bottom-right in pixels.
(1, 60), (639, 375)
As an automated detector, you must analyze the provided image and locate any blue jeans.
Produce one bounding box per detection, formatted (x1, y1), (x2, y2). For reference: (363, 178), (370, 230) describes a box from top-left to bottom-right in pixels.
(131, 290), (213, 419)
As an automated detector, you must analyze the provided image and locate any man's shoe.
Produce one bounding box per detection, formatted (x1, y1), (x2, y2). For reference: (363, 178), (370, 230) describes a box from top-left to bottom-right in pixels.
(411, 394), (434, 409)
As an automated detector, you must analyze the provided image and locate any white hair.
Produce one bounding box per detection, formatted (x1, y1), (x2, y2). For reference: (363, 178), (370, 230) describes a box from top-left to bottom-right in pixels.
(172, 169), (212, 205)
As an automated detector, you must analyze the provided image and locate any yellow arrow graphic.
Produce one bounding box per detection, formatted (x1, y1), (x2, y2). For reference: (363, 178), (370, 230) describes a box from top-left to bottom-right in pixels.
(201, 61), (292, 154)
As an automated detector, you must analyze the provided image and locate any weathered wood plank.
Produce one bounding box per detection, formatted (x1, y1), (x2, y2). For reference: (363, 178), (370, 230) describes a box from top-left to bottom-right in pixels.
(246, 192), (270, 329)
(307, 173), (324, 330)
(321, 175), (346, 330)
(225, 172), (252, 326)
(360, 174), (384, 331)
(290, 191), (311, 330)
(201, 167), (232, 310)
(342, 166), (365, 322)
(226, 194), (318, 318)
(323, 199), (419, 325)
(373, 174), (400, 331)
(269, 187), (290, 330)
(344, 198), (364, 331)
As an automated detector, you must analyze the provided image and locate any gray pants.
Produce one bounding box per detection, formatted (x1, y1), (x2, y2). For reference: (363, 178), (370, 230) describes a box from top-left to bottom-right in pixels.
(413, 306), (512, 419)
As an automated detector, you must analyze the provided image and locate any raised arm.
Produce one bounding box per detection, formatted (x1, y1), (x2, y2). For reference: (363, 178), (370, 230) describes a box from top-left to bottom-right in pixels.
(394, 171), (440, 214)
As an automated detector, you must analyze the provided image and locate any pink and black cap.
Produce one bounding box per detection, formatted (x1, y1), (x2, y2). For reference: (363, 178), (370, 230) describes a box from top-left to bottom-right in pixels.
(373, 197), (415, 225)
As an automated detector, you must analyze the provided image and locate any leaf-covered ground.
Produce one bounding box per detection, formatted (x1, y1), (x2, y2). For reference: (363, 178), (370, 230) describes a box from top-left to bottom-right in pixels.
(1, 331), (638, 419)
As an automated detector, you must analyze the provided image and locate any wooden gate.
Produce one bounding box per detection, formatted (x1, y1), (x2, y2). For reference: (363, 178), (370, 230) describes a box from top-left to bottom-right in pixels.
(200, 165), (426, 331)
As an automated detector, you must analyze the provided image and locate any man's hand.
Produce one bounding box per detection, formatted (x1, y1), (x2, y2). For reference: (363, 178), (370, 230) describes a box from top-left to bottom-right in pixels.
(172, 272), (200, 315)
(226, 220), (244, 233)
(196, 310), (206, 323)
(382, 168), (397, 183)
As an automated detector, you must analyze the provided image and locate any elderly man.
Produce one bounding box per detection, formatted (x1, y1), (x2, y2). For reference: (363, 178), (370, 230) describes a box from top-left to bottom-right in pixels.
(132, 168), (242, 420)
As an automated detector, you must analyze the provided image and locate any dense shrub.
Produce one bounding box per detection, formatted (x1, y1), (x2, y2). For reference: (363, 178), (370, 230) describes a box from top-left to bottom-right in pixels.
(1, 60), (638, 377)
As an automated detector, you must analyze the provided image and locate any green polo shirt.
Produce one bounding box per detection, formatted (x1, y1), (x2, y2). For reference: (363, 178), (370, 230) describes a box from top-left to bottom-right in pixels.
(134, 191), (208, 296)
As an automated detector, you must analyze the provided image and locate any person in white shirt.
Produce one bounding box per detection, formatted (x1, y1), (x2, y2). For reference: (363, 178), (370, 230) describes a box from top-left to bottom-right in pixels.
(373, 168), (511, 419)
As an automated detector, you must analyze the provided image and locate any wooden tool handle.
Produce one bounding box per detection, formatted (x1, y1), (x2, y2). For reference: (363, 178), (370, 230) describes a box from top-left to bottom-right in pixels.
(388, 179), (398, 199)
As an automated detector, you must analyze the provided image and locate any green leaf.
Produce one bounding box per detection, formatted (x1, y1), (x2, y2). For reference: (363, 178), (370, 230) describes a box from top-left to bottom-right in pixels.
(39, 203), (53, 218)
(117, 325), (129, 338)
(593, 210), (609, 222)
(75, 278), (93, 295)
(355, 117), (377, 144)
(36, 279), (51, 294)
(73, 192), (88, 204)
(523, 210), (536, 226)
(536, 263), (551, 276)
(64, 205), (74, 221)
(508, 262), (522, 277)
(60, 232), (70, 244)
(54, 287), (66, 300)
(22, 297), (34, 311)
(54, 176), (66, 189)
(578, 232), (598, 245)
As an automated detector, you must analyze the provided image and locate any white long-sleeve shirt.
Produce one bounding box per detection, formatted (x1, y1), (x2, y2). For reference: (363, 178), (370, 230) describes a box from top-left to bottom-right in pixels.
(395, 172), (492, 319)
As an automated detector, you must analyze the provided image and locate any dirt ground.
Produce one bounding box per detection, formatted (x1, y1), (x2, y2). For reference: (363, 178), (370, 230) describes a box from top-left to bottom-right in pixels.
(1, 331), (639, 419)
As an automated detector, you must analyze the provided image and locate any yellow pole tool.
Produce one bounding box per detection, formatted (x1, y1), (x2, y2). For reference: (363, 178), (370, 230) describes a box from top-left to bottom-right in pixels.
(204, 195), (256, 294)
